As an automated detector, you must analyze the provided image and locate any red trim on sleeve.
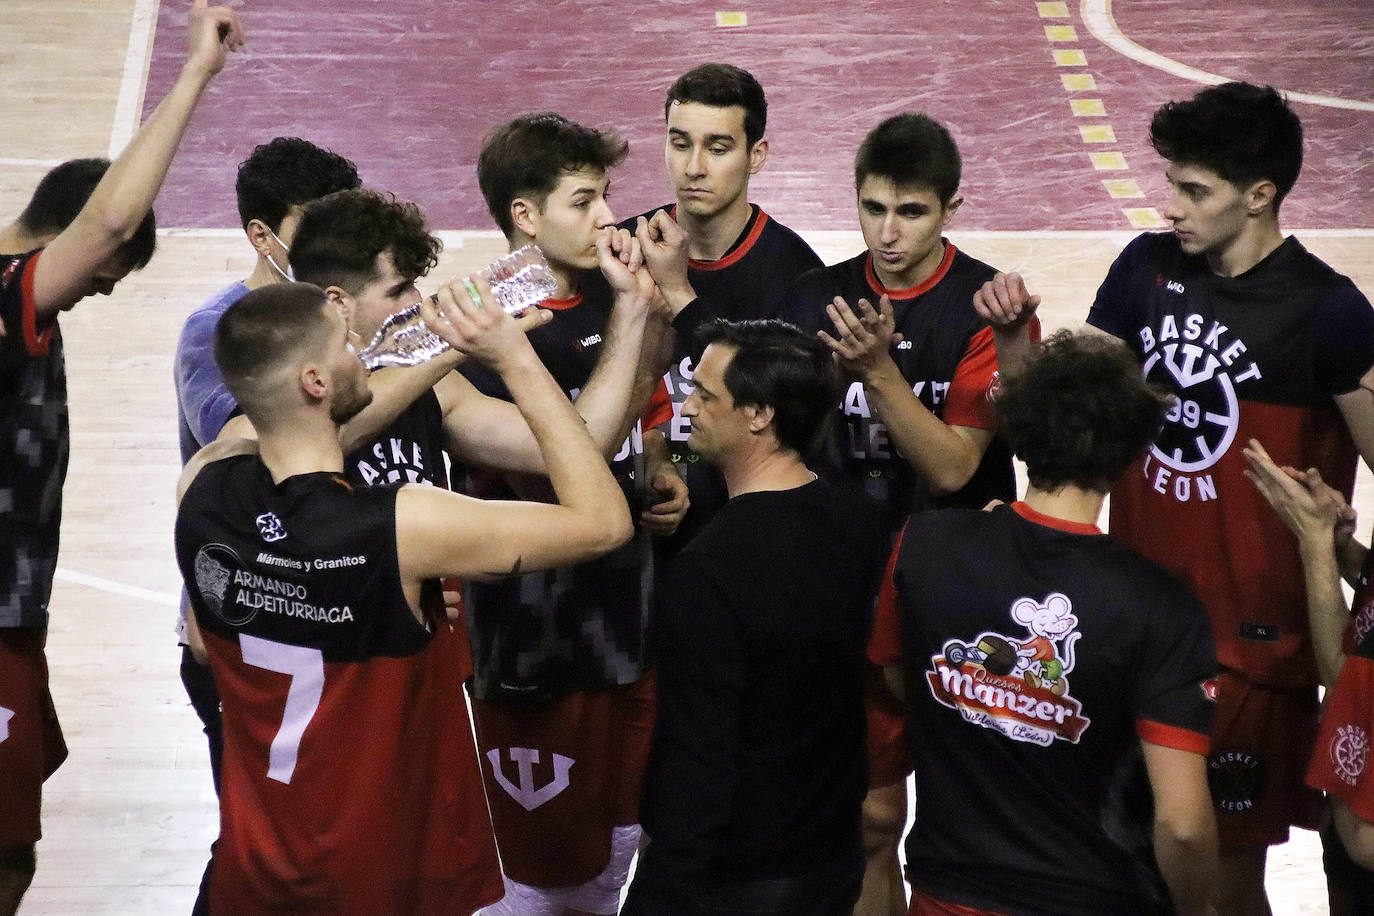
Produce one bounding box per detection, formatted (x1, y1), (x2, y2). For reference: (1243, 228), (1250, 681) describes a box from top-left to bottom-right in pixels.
(867, 525), (908, 667)
(1137, 718), (1210, 755)
(642, 379), (673, 429)
(20, 251), (54, 357)
(1307, 653), (1374, 822)
(684, 207), (770, 272)
(942, 325), (998, 430)
(1011, 501), (1103, 536)
(538, 292), (582, 312)
(863, 240), (958, 300)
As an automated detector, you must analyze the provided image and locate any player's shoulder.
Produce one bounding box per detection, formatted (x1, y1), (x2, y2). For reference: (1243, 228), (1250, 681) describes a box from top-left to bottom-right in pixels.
(179, 282), (251, 339)
(945, 245), (999, 284)
(755, 207), (821, 259)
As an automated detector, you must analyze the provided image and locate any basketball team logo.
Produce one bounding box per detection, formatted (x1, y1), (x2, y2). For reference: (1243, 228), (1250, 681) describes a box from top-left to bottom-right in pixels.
(1208, 750), (1265, 813)
(487, 747), (574, 811)
(1331, 724), (1370, 787)
(193, 544), (254, 626)
(1136, 310), (1262, 503)
(927, 593), (1090, 747)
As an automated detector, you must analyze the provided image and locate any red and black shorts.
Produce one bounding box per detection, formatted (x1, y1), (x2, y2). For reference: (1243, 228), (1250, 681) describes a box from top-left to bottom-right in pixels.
(471, 671), (656, 888)
(0, 628), (68, 848)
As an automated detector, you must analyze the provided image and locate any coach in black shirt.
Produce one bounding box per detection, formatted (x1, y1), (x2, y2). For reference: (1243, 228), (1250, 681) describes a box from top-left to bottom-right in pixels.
(623, 319), (886, 916)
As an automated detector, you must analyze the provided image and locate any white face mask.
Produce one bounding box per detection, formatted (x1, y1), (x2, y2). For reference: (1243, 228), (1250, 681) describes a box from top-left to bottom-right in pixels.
(262, 224), (294, 281)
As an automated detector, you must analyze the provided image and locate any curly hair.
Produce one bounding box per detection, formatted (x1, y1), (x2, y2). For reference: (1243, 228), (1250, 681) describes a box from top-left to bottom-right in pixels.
(854, 113), (961, 205)
(289, 189), (441, 293)
(477, 113), (629, 239)
(995, 331), (1171, 493)
(1150, 82), (1302, 212)
(665, 64), (768, 149)
(695, 318), (840, 457)
(235, 137), (360, 233)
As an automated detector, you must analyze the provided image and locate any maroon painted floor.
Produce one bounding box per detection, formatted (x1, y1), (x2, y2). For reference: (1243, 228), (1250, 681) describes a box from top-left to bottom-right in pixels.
(143, 0), (1374, 231)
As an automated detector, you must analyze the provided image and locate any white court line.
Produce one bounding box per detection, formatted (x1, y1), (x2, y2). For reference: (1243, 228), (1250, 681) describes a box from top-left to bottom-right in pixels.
(108, 0), (161, 158)
(1082, 0), (1374, 113)
(54, 567), (179, 607)
(0, 158), (65, 168)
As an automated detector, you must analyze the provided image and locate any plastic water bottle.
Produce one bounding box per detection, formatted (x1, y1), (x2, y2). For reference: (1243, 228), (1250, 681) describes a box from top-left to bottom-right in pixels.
(357, 245), (557, 370)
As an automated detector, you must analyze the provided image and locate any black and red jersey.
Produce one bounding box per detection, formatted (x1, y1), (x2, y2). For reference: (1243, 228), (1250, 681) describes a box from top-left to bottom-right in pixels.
(344, 389), (448, 489)
(782, 244), (1018, 532)
(461, 269), (671, 702)
(1309, 552), (1374, 820)
(174, 455), (501, 915)
(1088, 233), (1374, 687)
(0, 250), (68, 629)
(870, 502), (1215, 915)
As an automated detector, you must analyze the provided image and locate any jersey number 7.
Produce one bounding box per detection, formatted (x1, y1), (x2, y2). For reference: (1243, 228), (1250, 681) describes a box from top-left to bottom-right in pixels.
(240, 634), (324, 784)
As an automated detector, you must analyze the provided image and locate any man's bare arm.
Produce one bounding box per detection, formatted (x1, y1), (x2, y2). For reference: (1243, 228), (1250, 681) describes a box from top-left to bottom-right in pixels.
(1142, 741), (1218, 916)
(32, 2), (244, 318)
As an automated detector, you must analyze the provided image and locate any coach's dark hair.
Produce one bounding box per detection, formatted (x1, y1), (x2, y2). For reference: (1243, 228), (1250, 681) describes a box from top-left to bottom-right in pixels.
(665, 64), (768, 149)
(19, 158), (156, 269)
(854, 113), (962, 205)
(477, 113), (629, 239)
(696, 318), (840, 456)
(214, 282), (333, 409)
(995, 331), (1170, 493)
(1150, 82), (1302, 212)
(235, 137), (360, 233)
(289, 189), (441, 293)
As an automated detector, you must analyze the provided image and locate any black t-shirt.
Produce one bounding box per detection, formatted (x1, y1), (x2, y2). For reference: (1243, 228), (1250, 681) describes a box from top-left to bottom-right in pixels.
(460, 270), (656, 701)
(637, 478), (885, 896)
(0, 250), (68, 628)
(782, 245), (1013, 532)
(871, 502), (1215, 915)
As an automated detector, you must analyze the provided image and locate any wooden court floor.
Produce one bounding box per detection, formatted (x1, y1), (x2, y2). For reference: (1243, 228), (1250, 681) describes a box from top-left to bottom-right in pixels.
(3, 1), (1371, 913)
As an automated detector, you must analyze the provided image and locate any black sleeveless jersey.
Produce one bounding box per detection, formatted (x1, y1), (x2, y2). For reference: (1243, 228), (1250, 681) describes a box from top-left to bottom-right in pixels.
(344, 389), (448, 489)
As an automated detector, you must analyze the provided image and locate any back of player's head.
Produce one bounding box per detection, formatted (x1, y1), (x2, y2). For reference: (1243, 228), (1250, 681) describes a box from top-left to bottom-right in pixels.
(854, 113), (962, 205)
(235, 137), (361, 233)
(696, 318), (839, 456)
(477, 113), (629, 239)
(214, 282), (333, 412)
(1150, 82), (1302, 211)
(289, 189), (441, 293)
(19, 158), (156, 270)
(665, 64), (768, 149)
(996, 331), (1171, 493)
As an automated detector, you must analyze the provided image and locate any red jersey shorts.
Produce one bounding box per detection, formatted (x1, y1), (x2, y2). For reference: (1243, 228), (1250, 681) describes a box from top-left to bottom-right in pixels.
(0, 627), (68, 847)
(471, 671), (656, 888)
(1208, 667), (1322, 849)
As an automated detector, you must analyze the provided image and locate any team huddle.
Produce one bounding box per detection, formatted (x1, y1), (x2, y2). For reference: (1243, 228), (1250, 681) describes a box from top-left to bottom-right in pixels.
(5, 5), (1374, 916)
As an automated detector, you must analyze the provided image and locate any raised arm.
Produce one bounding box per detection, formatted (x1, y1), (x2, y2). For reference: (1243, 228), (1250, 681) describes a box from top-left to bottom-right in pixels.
(397, 280), (633, 587)
(822, 294), (994, 496)
(972, 272), (1042, 378)
(1243, 438), (1365, 686)
(32, 1), (244, 318)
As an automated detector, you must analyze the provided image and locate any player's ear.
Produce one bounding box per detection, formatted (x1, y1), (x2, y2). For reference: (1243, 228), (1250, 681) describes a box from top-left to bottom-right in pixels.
(1243, 179), (1277, 217)
(747, 403), (775, 433)
(748, 138), (769, 176)
(244, 219), (274, 258)
(941, 195), (964, 227)
(300, 361), (327, 401)
(511, 197), (539, 238)
(322, 285), (353, 326)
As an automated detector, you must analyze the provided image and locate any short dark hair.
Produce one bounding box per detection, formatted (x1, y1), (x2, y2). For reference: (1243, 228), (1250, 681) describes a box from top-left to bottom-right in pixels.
(696, 318), (840, 456)
(854, 113), (962, 204)
(665, 64), (768, 149)
(19, 158), (156, 269)
(1150, 82), (1303, 212)
(235, 137), (361, 233)
(289, 189), (441, 293)
(477, 113), (629, 239)
(214, 282), (333, 410)
(995, 331), (1171, 493)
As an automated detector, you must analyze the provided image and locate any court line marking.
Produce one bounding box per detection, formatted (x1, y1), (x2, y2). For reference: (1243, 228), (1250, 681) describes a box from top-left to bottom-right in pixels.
(55, 567), (179, 607)
(109, 0), (161, 157)
(0, 158), (65, 168)
(1082, 0), (1374, 113)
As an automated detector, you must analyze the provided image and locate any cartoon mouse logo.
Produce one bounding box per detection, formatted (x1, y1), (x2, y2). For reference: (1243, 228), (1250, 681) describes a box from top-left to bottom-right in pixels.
(1009, 592), (1081, 695)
